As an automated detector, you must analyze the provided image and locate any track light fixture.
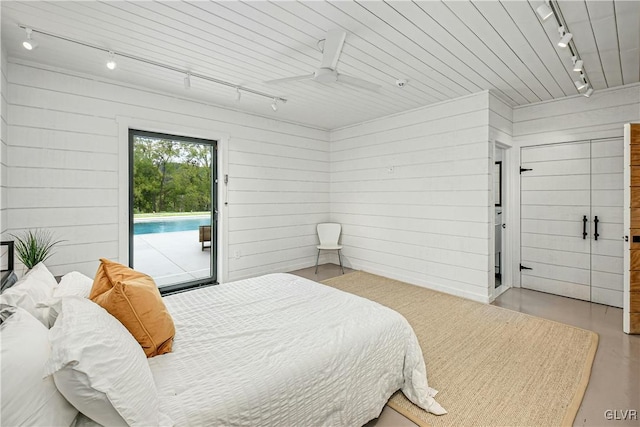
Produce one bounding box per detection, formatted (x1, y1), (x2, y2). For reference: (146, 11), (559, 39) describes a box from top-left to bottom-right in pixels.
(16, 24), (287, 110)
(22, 28), (38, 51)
(235, 87), (241, 101)
(106, 51), (117, 70)
(557, 26), (572, 48)
(572, 56), (584, 72)
(536, 1), (554, 21)
(539, 2), (592, 98)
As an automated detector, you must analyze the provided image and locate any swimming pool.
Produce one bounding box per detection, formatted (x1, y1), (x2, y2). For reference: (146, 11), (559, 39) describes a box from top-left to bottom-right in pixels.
(134, 217), (211, 235)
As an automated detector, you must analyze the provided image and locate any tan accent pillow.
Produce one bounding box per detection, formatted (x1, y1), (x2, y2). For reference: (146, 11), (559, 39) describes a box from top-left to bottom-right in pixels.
(90, 258), (175, 358)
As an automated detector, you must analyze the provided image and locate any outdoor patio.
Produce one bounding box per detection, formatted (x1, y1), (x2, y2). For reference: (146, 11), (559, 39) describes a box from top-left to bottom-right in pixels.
(133, 230), (212, 287)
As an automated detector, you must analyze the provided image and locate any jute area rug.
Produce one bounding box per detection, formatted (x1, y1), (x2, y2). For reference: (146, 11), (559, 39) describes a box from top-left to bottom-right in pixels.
(322, 271), (598, 427)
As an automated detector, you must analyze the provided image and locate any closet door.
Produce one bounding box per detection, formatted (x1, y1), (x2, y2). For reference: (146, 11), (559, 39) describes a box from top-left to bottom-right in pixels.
(590, 138), (624, 307)
(520, 142), (591, 301)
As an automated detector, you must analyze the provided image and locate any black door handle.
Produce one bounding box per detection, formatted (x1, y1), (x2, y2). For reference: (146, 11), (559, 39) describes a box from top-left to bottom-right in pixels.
(594, 216), (599, 241)
(583, 215), (588, 239)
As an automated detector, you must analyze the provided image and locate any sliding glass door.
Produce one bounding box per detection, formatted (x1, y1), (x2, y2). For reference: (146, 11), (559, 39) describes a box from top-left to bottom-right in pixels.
(129, 129), (217, 293)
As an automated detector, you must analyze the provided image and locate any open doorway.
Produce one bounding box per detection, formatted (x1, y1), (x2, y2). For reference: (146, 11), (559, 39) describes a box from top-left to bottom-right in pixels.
(129, 129), (217, 293)
(495, 147), (505, 289)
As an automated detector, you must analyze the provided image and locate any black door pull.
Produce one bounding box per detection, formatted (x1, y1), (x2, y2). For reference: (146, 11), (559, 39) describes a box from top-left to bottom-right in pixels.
(582, 215), (588, 239)
(594, 216), (599, 241)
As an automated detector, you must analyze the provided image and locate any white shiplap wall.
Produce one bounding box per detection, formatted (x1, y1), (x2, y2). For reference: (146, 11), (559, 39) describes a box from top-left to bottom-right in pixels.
(5, 59), (330, 280)
(1, 45), (8, 240)
(329, 92), (493, 302)
(510, 83), (640, 287)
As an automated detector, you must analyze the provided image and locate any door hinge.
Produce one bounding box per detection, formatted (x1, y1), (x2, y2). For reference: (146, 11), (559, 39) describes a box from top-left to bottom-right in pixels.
(519, 264), (532, 271)
(520, 167), (533, 174)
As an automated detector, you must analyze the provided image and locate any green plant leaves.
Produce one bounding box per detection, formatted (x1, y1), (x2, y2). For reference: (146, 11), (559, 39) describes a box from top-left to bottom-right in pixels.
(9, 229), (64, 269)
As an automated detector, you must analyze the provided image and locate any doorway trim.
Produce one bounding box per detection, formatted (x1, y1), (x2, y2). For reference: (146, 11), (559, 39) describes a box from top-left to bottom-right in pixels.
(116, 116), (229, 284)
(492, 141), (512, 301)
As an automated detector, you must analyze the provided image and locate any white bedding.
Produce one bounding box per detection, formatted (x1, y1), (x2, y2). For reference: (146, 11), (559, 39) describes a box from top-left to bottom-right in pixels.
(146, 273), (444, 426)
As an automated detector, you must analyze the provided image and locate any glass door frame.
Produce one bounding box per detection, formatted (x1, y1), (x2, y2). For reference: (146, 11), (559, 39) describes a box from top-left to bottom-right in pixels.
(128, 128), (218, 294)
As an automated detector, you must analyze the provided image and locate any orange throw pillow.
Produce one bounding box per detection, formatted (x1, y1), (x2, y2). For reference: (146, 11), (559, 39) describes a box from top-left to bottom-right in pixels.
(90, 258), (175, 358)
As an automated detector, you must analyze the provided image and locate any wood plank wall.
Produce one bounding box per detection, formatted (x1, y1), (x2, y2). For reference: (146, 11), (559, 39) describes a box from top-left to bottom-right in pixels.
(5, 60), (330, 280)
(629, 123), (640, 333)
(330, 92), (493, 302)
(0, 48), (8, 240)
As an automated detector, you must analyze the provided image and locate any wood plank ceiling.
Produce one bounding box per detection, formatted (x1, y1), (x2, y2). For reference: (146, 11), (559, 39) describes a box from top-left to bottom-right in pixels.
(1, 1), (638, 130)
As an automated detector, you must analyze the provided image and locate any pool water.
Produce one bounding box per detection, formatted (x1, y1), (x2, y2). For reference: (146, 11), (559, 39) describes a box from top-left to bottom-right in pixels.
(134, 217), (211, 235)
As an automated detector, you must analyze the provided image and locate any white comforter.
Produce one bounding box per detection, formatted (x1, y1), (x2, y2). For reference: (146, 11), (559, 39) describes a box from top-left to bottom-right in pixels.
(148, 273), (445, 426)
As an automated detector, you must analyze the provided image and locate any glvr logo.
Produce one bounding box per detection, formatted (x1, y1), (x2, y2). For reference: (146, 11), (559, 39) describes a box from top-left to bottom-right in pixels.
(604, 409), (638, 421)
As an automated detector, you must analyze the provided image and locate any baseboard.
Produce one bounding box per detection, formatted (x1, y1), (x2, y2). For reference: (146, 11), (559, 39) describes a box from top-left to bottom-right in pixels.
(350, 263), (491, 304)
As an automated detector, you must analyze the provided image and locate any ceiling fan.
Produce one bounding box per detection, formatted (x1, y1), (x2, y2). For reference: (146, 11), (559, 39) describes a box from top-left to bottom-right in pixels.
(264, 29), (382, 92)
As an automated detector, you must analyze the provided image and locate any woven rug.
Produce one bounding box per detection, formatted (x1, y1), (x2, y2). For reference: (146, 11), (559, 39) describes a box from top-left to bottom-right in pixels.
(322, 271), (598, 427)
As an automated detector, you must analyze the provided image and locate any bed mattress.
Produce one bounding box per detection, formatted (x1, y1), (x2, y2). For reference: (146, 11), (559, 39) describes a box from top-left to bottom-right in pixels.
(144, 273), (444, 426)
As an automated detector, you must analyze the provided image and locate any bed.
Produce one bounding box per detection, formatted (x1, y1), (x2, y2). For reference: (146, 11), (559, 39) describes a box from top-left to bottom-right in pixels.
(4, 265), (444, 426)
(144, 273), (445, 426)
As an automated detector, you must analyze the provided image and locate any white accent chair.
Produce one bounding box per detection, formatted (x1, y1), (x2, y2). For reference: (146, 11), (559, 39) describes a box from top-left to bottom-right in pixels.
(315, 223), (344, 275)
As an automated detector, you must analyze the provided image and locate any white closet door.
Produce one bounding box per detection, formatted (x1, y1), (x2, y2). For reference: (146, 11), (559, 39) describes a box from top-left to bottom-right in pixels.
(520, 142), (592, 301)
(590, 138), (624, 307)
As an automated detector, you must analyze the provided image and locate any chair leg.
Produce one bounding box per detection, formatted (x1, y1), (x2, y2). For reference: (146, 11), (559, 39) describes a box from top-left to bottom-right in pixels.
(338, 249), (344, 274)
(315, 249), (321, 274)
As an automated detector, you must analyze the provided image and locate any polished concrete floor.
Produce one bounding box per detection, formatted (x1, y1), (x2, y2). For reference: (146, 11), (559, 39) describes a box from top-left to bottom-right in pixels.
(291, 265), (640, 427)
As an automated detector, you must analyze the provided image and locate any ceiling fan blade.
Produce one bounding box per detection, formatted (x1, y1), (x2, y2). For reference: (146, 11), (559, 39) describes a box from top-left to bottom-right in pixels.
(320, 29), (346, 70)
(264, 74), (314, 85)
(336, 74), (381, 92)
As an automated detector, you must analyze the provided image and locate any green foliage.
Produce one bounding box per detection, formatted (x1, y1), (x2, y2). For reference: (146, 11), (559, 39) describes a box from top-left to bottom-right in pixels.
(10, 229), (64, 269)
(133, 136), (212, 214)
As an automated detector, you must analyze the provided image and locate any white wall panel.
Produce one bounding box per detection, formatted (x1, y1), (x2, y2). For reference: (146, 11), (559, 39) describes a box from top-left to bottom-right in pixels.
(330, 91), (492, 302)
(0, 45), (8, 240)
(5, 60), (330, 279)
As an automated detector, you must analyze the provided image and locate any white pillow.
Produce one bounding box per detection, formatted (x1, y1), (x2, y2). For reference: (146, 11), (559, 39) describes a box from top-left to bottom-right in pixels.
(0, 305), (78, 426)
(0, 263), (57, 326)
(44, 297), (170, 427)
(25, 262), (59, 289)
(54, 271), (93, 299)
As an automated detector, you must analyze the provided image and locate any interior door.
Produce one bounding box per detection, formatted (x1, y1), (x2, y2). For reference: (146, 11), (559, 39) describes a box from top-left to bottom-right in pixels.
(520, 141), (592, 301)
(520, 139), (624, 308)
(590, 138), (624, 307)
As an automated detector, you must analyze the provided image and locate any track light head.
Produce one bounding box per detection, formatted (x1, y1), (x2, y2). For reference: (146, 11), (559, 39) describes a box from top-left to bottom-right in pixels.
(571, 56), (584, 72)
(106, 51), (117, 70)
(536, 1), (553, 21)
(184, 73), (191, 89)
(271, 98), (278, 112)
(22, 28), (38, 51)
(574, 74), (587, 90)
(558, 27), (573, 48)
(584, 87), (594, 98)
(235, 88), (241, 101)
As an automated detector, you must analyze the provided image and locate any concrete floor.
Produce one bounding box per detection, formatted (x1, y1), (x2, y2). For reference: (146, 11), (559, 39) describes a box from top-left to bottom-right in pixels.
(291, 265), (640, 427)
(133, 230), (211, 286)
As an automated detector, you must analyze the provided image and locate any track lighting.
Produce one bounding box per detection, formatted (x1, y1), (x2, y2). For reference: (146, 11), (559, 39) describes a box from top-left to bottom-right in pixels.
(584, 87), (594, 97)
(536, 1), (553, 21)
(17, 24), (287, 110)
(558, 26), (572, 48)
(106, 51), (117, 70)
(22, 28), (38, 51)
(572, 56), (584, 72)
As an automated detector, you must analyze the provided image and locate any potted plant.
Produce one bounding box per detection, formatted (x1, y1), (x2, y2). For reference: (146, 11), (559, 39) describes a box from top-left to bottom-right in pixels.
(10, 229), (64, 270)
